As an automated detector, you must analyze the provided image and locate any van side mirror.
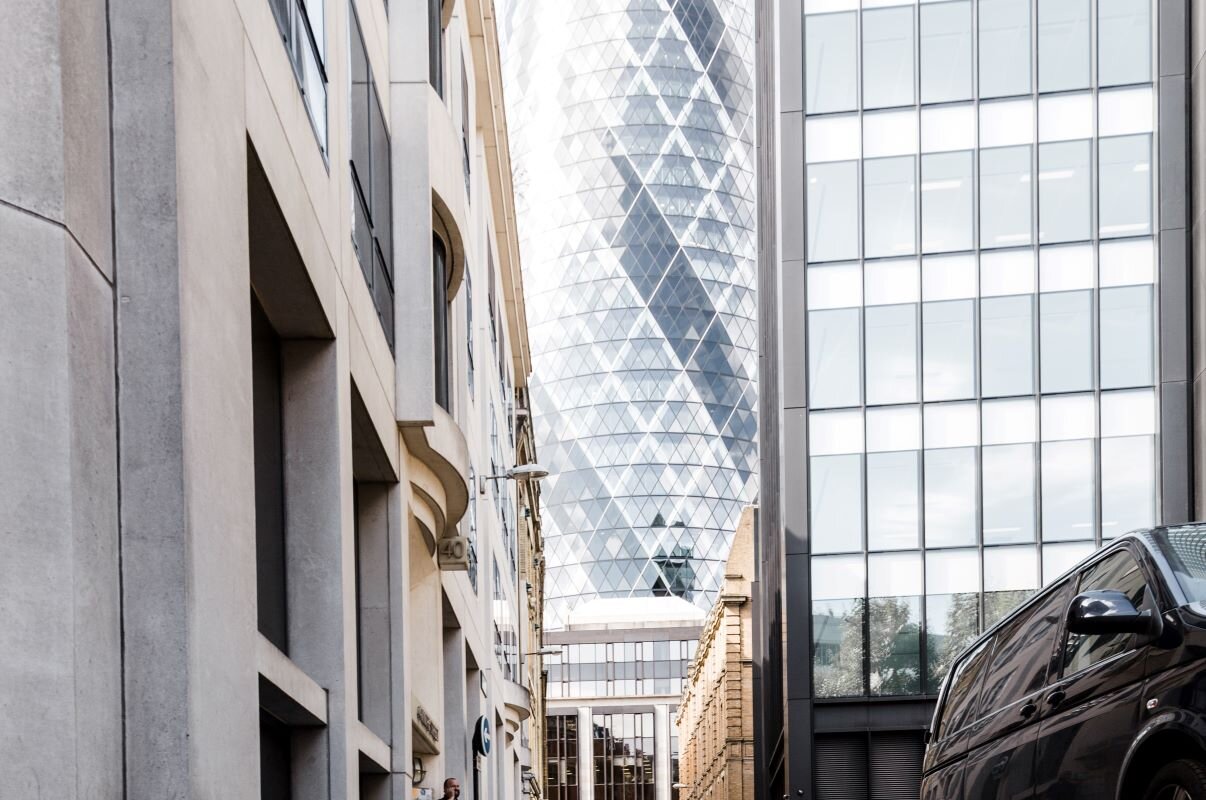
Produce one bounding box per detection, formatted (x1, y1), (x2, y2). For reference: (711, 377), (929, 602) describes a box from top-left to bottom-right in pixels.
(1067, 590), (1162, 638)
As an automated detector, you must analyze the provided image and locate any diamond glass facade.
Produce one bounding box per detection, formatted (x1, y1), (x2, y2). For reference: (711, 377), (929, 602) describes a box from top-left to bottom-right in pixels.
(802, 0), (1159, 700)
(501, 0), (759, 628)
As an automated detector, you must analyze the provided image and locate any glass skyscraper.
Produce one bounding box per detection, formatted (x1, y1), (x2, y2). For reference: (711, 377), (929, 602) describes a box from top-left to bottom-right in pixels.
(500, 0), (759, 631)
(753, 0), (1190, 796)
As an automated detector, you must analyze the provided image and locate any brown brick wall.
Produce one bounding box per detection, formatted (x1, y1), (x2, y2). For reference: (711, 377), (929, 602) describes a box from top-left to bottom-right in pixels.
(677, 508), (755, 800)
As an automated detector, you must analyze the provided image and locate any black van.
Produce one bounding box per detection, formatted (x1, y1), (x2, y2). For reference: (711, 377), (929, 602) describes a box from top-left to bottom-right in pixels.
(921, 525), (1206, 800)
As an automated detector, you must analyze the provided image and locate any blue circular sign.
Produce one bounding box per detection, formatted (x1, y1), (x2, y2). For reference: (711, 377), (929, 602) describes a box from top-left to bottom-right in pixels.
(473, 715), (492, 756)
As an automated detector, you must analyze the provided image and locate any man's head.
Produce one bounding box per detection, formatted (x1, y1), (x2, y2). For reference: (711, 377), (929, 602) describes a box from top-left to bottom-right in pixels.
(443, 778), (461, 799)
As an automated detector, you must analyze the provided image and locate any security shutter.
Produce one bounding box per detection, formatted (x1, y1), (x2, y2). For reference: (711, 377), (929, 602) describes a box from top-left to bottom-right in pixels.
(869, 731), (924, 800)
(814, 734), (868, 800)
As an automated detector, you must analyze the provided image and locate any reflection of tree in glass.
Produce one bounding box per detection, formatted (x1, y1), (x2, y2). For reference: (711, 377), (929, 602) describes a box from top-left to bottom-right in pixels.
(812, 599), (865, 697)
(869, 596), (921, 696)
(984, 589), (1034, 629)
(927, 592), (981, 690)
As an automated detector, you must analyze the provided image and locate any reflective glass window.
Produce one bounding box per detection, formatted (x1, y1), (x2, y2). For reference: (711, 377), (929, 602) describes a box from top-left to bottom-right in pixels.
(811, 454), (863, 553)
(1099, 0), (1152, 87)
(1100, 135), (1152, 239)
(808, 161), (859, 262)
(866, 304), (919, 405)
(1101, 285), (1154, 389)
(1102, 436), (1156, 538)
(867, 450), (921, 550)
(1038, 0), (1090, 93)
(864, 157), (916, 258)
(980, 146), (1032, 249)
(981, 294), (1034, 397)
(984, 545), (1040, 626)
(920, 1), (972, 104)
(813, 555), (866, 697)
(924, 447), (977, 547)
(982, 444), (1036, 544)
(922, 151), (974, 253)
(1043, 542), (1095, 584)
(1041, 440), (1095, 541)
(868, 552), (922, 696)
(979, 0), (1031, 98)
(926, 549), (981, 689)
(1040, 291), (1092, 393)
(863, 7), (916, 109)
(809, 308), (861, 408)
(1038, 141), (1092, 244)
(805, 13), (858, 114)
(923, 300), (976, 401)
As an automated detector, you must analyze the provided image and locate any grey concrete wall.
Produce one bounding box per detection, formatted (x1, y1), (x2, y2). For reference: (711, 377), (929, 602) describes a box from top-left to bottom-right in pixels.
(1161, 0), (1193, 524)
(1192, 0), (1206, 517)
(0, 1), (122, 798)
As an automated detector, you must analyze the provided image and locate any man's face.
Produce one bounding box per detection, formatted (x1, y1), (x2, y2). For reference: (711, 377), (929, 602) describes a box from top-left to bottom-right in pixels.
(447, 781), (461, 799)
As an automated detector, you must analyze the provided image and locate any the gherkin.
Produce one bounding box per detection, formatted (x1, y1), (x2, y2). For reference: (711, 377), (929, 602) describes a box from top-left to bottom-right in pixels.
(500, 0), (758, 630)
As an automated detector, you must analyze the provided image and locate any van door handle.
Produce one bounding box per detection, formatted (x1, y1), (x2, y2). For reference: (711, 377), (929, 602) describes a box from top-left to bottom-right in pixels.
(1020, 702), (1038, 718)
(1047, 690), (1067, 707)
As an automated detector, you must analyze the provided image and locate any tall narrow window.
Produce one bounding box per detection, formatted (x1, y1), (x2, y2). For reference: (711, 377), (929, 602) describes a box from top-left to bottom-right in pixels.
(433, 235), (451, 411)
(466, 265), (475, 398)
(461, 56), (472, 194)
(429, 0), (445, 97)
(349, 9), (394, 347)
(252, 297), (288, 653)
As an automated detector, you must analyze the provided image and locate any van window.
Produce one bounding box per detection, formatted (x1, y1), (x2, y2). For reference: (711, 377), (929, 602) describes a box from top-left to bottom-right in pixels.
(975, 580), (1071, 716)
(1062, 549), (1150, 675)
(935, 636), (993, 738)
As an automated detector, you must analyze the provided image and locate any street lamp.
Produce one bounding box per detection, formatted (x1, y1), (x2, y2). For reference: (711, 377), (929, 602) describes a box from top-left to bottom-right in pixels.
(523, 646), (562, 657)
(479, 463), (550, 494)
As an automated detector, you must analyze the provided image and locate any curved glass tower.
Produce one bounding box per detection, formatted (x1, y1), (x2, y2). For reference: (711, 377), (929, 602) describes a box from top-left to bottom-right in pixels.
(501, 0), (758, 630)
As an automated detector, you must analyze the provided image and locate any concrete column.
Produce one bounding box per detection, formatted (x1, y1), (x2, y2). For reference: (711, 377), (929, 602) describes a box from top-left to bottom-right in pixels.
(444, 626), (470, 789)
(283, 339), (350, 799)
(655, 705), (671, 800)
(577, 706), (594, 800)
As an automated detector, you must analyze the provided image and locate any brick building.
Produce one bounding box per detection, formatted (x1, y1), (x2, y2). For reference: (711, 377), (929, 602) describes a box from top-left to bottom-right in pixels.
(677, 509), (757, 800)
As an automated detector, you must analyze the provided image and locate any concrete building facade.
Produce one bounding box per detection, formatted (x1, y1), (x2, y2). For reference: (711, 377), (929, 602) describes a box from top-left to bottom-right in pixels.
(751, 0), (1196, 797)
(677, 508), (757, 800)
(0, 0), (544, 799)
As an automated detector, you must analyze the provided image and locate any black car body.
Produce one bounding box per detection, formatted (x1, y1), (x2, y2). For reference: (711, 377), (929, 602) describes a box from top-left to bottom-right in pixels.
(921, 525), (1206, 799)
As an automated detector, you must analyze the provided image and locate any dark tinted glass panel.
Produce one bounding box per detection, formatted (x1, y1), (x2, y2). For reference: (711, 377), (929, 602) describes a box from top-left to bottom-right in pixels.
(260, 710), (293, 800)
(433, 235), (450, 411)
(252, 298), (288, 653)
(936, 637), (993, 737)
(976, 582), (1069, 714)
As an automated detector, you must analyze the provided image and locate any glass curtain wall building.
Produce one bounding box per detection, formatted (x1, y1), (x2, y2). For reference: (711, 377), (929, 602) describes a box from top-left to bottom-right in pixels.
(803, 0), (1158, 703)
(503, 7), (756, 798)
(752, 0), (1193, 796)
(500, 0), (759, 632)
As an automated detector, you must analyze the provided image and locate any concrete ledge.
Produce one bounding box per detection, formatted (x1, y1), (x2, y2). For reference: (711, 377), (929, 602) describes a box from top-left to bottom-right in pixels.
(353, 720), (392, 773)
(400, 405), (470, 538)
(503, 680), (533, 723)
(256, 634), (327, 726)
